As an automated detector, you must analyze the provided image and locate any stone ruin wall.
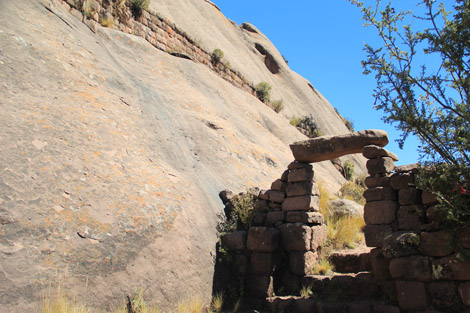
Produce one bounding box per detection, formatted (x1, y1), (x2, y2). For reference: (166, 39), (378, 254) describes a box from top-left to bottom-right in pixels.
(56, 0), (257, 95)
(221, 143), (470, 312)
(363, 146), (470, 312)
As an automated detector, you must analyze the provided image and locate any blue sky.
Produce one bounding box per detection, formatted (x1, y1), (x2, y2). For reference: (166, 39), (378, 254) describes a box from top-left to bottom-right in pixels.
(212, 0), (457, 166)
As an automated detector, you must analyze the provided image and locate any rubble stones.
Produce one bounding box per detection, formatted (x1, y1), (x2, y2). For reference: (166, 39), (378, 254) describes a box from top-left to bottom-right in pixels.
(290, 129), (389, 163)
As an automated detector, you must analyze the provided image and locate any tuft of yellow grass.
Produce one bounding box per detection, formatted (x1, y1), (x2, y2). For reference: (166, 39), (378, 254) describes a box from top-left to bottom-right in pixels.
(210, 293), (223, 313)
(311, 258), (334, 275)
(176, 296), (205, 313)
(40, 288), (91, 313)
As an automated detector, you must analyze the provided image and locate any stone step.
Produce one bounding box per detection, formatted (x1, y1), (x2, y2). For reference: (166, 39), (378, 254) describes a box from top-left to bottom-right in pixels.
(328, 249), (372, 273)
(300, 272), (382, 301)
(267, 297), (400, 313)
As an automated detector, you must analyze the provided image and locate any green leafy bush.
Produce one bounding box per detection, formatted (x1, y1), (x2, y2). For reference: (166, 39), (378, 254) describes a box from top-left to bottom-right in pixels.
(350, 0), (470, 228)
(255, 82), (272, 103)
(339, 181), (365, 206)
(292, 114), (323, 138)
(342, 160), (354, 181)
(129, 0), (150, 19)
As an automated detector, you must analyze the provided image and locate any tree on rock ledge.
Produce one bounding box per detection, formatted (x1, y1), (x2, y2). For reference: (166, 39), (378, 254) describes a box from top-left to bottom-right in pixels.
(349, 0), (470, 226)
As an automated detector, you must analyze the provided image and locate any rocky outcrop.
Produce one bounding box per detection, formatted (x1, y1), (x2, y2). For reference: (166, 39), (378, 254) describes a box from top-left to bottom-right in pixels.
(290, 130), (389, 163)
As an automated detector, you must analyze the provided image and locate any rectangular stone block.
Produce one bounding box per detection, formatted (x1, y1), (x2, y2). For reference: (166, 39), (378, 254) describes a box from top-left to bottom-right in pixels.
(247, 227), (280, 252)
(364, 176), (391, 188)
(397, 205), (425, 231)
(432, 254), (470, 280)
(250, 252), (280, 276)
(364, 200), (398, 225)
(363, 224), (392, 247)
(390, 173), (414, 190)
(265, 211), (285, 226)
(247, 275), (274, 298)
(363, 187), (397, 202)
(396, 281), (428, 311)
(311, 224), (327, 250)
(287, 168), (314, 183)
(221, 231), (247, 251)
(422, 190), (438, 206)
(271, 179), (287, 192)
(367, 157), (395, 175)
(278, 223), (312, 251)
(429, 281), (457, 309)
(289, 251), (317, 276)
(286, 211), (324, 225)
(389, 255), (431, 281)
(370, 248), (391, 280)
(399, 188), (422, 205)
(286, 182), (320, 197)
(420, 231), (455, 257)
(282, 195), (319, 212)
(269, 190), (285, 203)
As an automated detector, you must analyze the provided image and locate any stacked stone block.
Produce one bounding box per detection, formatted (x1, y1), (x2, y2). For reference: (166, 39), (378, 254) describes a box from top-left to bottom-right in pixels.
(362, 144), (470, 312)
(220, 161), (327, 304)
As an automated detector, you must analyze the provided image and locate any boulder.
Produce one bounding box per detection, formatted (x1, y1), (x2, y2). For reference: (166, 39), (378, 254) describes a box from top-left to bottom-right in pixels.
(382, 231), (421, 258)
(363, 145), (399, 161)
(327, 199), (364, 217)
(290, 130), (389, 163)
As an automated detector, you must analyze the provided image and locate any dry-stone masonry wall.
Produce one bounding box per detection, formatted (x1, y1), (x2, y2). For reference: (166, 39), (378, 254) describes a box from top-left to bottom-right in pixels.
(220, 161), (327, 305)
(363, 144), (470, 312)
(56, 0), (257, 95)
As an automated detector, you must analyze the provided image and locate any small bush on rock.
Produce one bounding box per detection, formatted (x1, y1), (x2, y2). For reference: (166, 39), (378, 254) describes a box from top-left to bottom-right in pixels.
(293, 114), (323, 138)
(270, 99), (284, 113)
(255, 82), (272, 103)
(211, 48), (224, 65)
(342, 160), (354, 181)
(129, 0), (150, 19)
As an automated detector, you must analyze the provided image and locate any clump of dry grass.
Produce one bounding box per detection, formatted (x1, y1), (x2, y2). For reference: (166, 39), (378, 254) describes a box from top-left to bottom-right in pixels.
(40, 287), (92, 313)
(311, 258), (334, 275)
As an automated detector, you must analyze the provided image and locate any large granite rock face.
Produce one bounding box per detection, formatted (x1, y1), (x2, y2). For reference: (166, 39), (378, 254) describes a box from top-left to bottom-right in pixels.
(0, 0), (367, 311)
(290, 130), (389, 163)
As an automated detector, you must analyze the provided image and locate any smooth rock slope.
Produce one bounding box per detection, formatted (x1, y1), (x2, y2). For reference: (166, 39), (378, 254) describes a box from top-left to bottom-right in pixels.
(0, 0), (366, 311)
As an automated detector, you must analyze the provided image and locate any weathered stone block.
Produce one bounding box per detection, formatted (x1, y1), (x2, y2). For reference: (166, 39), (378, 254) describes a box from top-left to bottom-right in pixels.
(247, 227), (280, 252)
(258, 189), (269, 200)
(278, 223), (312, 252)
(363, 224), (392, 247)
(246, 275), (274, 298)
(363, 145), (399, 161)
(286, 211), (324, 225)
(287, 168), (314, 183)
(287, 161), (313, 170)
(231, 253), (248, 276)
(289, 251), (317, 276)
(221, 231), (247, 251)
(432, 254), (470, 280)
(459, 282), (470, 306)
(250, 252), (279, 276)
(389, 255), (431, 281)
(420, 231), (455, 257)
(265, 211), (285, 226)
(281, 170), (289, 182)
(282, 195), (319, 212)
(271, 179), (286, 192)
(397, 205), (425, 231)
(290, 129), (389, 163)
(396, 281), (428, 311)
(370, 248), (391, 280)
(363, 187), (397, 202)
(364, 176), (391, 188)
(422, 190), (439, 206)
(329, 250), (372, 274)
(390, 173), (414, 190)
(426, 205), (446, 223)
(281, 271), (301, 293)
(311, 224), (327, 250)
(382, 231), (420, 258)
(293, 298), (317, 313)
(269, 190), (285, 203)
(364, 200), (398, 225)
(367, 157), (395, 175)
(399, 188), (422, 205)
(429, 281), (457, 308)
(286, 182), (319, 197)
